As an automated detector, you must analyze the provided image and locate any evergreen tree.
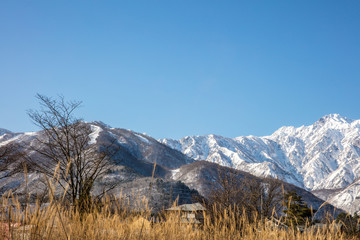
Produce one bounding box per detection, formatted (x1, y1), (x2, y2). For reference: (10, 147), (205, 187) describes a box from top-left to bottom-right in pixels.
(336, 212), (360, 236)
(282, 190), (313, 226)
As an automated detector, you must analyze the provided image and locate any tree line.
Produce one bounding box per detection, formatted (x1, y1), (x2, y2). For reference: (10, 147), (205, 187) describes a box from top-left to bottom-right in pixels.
(202, 166), (314, 227)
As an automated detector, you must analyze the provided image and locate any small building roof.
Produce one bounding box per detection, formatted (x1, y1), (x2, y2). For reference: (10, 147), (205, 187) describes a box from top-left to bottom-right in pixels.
(166, 203), (206, 211)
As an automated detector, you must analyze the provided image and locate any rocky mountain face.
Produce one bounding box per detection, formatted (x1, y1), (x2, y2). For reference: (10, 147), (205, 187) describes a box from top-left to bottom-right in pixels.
(160, 114), (360, 214)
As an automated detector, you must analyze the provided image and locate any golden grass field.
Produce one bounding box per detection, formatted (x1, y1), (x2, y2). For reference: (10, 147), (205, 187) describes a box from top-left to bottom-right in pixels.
(0, 192), (358, 240)
(0, 164), (358, 240)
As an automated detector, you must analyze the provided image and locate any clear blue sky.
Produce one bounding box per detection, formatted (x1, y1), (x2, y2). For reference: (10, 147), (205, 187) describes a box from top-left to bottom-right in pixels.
(1, 1), (360, 139)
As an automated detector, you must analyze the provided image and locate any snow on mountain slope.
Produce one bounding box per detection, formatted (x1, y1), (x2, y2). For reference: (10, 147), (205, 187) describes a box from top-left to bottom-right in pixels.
(268, 114), (360, 190)
(162, 134), (304, 187)
(89, 125), (102, 144)
(327, 178), (360, 214)
(160, 114), (360, 213)
(0, 130), (37, 148)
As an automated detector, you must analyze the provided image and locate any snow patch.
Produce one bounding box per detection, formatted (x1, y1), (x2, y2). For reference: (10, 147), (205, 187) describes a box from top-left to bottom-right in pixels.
(89, 125), (102, 144)
(170, 168), (180, 178)
(108, 132), (127, 145)
(24, 132), (37, 136)
(0, 134), (22, 147)
(134, 133), (150, 144)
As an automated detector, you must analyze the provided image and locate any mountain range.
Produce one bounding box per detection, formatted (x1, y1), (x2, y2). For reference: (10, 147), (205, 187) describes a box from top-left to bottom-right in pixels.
(0, 114), (358, 214)
(160, 114), (360, 214)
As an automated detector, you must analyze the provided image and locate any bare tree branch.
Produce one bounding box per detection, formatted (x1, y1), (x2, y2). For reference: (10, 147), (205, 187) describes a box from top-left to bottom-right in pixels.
(27, 94), (119, 212)
(207, 167), (283, 221)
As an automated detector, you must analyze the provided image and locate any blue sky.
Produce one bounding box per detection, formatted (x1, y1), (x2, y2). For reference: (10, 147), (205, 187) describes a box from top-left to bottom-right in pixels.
(1, 1), (360, 139)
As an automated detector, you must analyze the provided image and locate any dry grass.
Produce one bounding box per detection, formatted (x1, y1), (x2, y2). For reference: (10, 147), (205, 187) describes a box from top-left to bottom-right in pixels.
(0, 164), (357, 240)
(0, 193), (357, 240)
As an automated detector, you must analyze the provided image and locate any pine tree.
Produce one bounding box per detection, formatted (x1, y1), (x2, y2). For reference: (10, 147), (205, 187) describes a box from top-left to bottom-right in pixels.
(282, 190), (313, 226)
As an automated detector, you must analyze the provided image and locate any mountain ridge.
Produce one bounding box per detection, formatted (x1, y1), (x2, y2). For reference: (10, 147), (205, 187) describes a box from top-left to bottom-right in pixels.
(0, 115), (355, 213)
(160, 114), (360, 214)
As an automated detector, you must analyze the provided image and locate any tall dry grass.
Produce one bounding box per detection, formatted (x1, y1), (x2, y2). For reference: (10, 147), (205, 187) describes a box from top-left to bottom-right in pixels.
(0, 192), (357, 240)
(0, 163), (357, 239)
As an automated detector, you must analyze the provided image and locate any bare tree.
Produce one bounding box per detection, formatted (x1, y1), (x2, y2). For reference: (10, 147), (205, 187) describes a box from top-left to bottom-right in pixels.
(208, 168), (243, 209)
(0, 144), (23, 180)
(208, 167), (283, 221)
(261, 177), (283, 218)
(27, 94), (118, 211)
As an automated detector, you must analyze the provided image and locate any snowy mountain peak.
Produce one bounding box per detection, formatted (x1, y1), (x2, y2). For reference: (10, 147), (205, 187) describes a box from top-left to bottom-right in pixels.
(316, 114), (352, 126)
(270, 114), (354, 140)
(160, 114), (360, 213)
(270, 126), (298, 138)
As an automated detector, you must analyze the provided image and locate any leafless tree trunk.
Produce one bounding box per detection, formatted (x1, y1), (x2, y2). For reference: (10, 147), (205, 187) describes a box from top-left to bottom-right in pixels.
(261, 177), (283, 218)
(209, 168), (243, 209)
(207, 167), (283, 221)
(27, 94), (118, 212)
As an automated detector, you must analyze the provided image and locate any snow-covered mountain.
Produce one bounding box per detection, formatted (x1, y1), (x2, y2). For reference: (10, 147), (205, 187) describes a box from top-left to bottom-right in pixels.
(0, 122), (196, 210)
(0, 121), (193, 177)
(0, 121), (335, 213)
(160, 114), (360, 214)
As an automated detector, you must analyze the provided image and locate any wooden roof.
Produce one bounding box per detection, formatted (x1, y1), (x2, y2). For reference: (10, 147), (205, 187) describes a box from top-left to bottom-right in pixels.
(166, 203), (206, 211)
